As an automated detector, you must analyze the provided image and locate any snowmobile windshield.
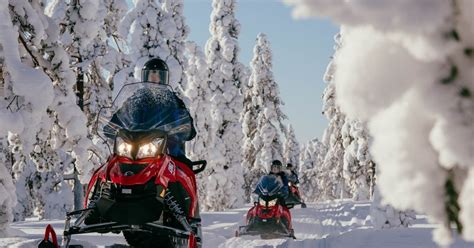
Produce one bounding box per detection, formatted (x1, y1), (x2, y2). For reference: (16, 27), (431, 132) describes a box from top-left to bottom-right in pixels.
(96, 82), (193, 144)
(254, 175), (284, 200)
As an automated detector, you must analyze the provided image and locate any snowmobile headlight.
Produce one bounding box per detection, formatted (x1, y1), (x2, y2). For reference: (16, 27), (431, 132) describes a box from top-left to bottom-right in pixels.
(259, 199), (266, 207)
(136, 138), (164, 159)
(116, 137), (132, 158)
(267, 199), (278, 207)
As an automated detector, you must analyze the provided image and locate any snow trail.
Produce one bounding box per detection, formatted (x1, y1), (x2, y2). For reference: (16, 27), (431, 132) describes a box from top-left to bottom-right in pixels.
(2, 201), (473, 247)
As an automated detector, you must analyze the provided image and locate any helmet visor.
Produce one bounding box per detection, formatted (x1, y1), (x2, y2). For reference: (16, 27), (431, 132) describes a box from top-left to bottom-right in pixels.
(271, 164), (281, 173)
(142, 69), (168, 84)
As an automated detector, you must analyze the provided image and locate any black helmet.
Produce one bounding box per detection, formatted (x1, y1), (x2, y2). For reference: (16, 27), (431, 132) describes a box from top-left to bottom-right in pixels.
(270, 160), (282, 172)
(141, 58), (169, 84)
(286, 163), (293, 169)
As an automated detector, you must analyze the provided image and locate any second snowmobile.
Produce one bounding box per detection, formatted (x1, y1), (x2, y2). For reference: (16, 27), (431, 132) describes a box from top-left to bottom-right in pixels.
(236, 175), (296, 239)
(285, 180), (307, 209)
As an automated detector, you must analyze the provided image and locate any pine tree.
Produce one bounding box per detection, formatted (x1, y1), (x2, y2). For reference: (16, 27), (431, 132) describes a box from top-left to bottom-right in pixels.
(183, 41), (211, 205)
(251, 33), (286, 181)
(318, 33), (353, 201)
(85, 0), (128, 173)
(203, 0), (247, 210)
(241, 42), (258, 201)
(320, 71), (347, 199)
(299, 138), (326, 202)
(283, 124), (300, 167)
(11, 157), (35, 221)
(161, 0), (189, 92)
(241, 33), (286, 201)
(0, 138), (16, 237)
(341, 118), (372, 201)
(46, 0), (111, 210)
(241, 60), (258, 202)
(120, 0), (189, 93)
(7, 0), (92, 218)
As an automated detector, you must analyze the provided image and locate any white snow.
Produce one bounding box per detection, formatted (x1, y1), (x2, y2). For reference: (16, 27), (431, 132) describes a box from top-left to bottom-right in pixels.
(2, 201), (474, 247)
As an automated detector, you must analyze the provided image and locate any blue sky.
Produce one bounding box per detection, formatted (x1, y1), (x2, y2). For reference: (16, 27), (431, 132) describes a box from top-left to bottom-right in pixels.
(184, 1), (339, 144)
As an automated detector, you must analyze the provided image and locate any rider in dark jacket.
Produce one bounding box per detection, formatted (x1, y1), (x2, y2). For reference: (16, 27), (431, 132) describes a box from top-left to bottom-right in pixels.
(286, 163), (300, 185)
(106, 58), (196, 163)
(268, 160), (289, 197)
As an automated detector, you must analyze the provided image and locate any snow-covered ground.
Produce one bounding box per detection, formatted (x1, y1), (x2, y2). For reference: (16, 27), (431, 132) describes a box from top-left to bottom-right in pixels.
(2, 201), (473, 248)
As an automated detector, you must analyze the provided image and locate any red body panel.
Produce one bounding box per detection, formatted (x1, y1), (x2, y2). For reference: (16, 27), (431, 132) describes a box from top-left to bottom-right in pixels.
(246, 203), (293, 229)
(290, 184), (301, 199)
(84, 154), (198, 217)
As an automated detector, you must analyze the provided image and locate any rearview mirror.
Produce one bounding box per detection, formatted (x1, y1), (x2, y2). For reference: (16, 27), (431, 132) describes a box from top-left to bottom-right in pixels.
(191, 160), (207, 174)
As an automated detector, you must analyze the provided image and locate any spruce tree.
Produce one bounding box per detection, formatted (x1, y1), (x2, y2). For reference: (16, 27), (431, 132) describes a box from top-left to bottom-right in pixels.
(203, 0), (247, 210)
(6, 0), (92, 218)
(299, 138), (326, 202)
(183, 42), (211, 205)
(283, 124), (300, 167)
(341, 118), (371, 200)
(120, 0), (189, 93)
(320, 66), (347, 199)
(242, 33), (286, 201)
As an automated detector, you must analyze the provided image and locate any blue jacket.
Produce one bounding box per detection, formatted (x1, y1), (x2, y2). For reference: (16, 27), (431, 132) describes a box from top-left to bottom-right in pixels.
(269, 172), (289, 196)
(105, 86), (196, 156)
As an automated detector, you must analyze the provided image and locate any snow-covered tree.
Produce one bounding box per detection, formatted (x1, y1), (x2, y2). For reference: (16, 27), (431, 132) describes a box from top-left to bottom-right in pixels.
(252, 34), (286, 172)
(0, 138), (16, 237)
(11, 158), (35, 221)
(0, 1), (52, 225)
(5, 0), (92, 219)
(120, 0), (189, 93)
(203, 0), (247, 210)
(241, 89), (258, 201)
(283, 124), (300, 167)
(0, 18), (18, 231)
(46, 0), (106, 211)
(284, 0), (474, 245)
(183, 42), (211, 205)
(241, 33), (286, 201)
(84, 0), (128, 176)
(341, 119), (372, 201)
(299, 138), (326, 202)
(319, 33), (348, 200)
(184, 42), (210, 162)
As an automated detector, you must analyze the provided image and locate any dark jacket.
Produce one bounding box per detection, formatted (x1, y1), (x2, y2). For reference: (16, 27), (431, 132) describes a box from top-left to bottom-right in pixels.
(269, 171), (289, 196)
(287, 170), (299, 185)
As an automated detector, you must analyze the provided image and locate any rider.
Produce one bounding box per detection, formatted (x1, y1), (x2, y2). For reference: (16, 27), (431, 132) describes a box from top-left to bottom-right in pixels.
(107, 58), (196, 164)
(141, 58), (196, 163)
(285, 163), (306, 208)
(286, 163), (300, 185)
(269, 160), (289, 197)
(97, 58), (200, 236)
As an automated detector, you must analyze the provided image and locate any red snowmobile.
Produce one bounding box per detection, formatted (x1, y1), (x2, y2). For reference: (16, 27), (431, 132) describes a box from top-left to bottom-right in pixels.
(43, 83), (206, 248)
(285, 176), (307, 209)
(236, 175), (296, 239)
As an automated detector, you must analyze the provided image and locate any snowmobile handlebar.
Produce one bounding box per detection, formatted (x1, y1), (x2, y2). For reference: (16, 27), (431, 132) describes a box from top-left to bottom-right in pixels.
(191, 160), (207, 174)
